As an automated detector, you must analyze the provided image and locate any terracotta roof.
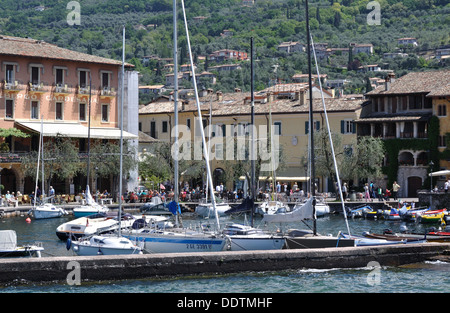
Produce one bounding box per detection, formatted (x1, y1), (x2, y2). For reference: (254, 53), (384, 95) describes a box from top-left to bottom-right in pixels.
(0, 35), (132, 67)
(139, 91), (365, 117)
(366, 70), (450, 96)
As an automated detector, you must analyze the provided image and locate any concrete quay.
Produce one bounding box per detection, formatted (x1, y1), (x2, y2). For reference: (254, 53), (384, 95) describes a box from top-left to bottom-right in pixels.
(0, 243), (449, 285)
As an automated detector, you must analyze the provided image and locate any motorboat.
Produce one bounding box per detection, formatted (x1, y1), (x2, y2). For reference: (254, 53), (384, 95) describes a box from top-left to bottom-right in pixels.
(418, 209), (447, 224)
(69, 234), (142, 256)
(122, 227), (227, 254)
(31, 202), (68, 219)
(222, 223), (285, 251)
(383, 208), (401, 220)
(348, 205), (372, 218)
(257, 200), (289, 216)
(0, 230), (44, 258)
(284, 229), (356, 249)
(195, 199), (231, 217)
(56, 213), (119, 240)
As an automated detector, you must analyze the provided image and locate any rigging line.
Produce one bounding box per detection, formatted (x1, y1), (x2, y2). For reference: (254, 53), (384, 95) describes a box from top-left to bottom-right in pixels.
(309, 34), (351, 236)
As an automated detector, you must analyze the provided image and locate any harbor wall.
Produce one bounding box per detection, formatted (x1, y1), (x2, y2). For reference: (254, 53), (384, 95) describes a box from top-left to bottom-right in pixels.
(0, 243), (449, 284)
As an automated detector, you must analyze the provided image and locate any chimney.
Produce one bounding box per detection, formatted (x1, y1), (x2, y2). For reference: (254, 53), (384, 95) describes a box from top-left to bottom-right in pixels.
(385, 73), (396, 91)
(300, 90), (306, 105)
(216, 91), (223, 101)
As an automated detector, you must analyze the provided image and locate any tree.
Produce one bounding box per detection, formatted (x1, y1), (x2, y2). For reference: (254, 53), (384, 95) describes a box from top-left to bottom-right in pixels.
(311, 129), (384, 188)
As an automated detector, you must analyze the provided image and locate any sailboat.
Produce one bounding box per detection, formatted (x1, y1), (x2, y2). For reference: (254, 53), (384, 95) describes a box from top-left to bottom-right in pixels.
(31, 118), (68, 219)
(69, 27), (142, 256)
(72, 185), (109, 218)
(122, 0), (227, 253)
(273, 1), (356, 249)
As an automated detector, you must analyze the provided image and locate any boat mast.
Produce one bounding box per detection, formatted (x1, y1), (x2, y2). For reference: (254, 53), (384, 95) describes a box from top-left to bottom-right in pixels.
(180, 0), (220, 230)
(118, 25), (125, 237)
(173, 0), (179, 215)
(250, 37), (255, 227)
(305, 0), (317, 235)
(86, 72), (92, 193)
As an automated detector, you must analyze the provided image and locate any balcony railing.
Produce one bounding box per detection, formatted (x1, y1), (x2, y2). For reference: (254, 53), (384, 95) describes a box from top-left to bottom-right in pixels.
(2, 80), (22, 92)
(28, 82), (46, 93)
(53, 84), (72, 94)
(100, 87), (116, 97)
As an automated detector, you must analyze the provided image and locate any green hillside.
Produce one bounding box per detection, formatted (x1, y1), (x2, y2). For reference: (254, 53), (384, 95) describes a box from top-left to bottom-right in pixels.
(1, 0), (449, 96)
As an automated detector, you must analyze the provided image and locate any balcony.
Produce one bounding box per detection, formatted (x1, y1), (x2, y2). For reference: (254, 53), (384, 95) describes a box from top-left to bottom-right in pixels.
(2, 80), (22, 92)
(28, 82), (46, 93)
(100, 87), (116, 98)
(78, 85), (91, 95)
(53, 84), (71, 95)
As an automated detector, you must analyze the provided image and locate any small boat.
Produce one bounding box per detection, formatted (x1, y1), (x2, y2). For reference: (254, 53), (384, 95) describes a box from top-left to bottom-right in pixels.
(31, 202), (68, 219)
(195, 199), (231, 217)
(418, 209), (447, 224)
(257, 200), (289, 216)
(69, 234), (142, 256)
(349, 205), (372, 218)
(364, 208), (383, 219)
(73, 186), (109, 218)
(222, 223), (285, 251)
(139, 196), (172, 215)
(0, 230), (44, 258)
(383, 208), (401, 220)
(402, 207), (429, 222)
(362, 231), (426, 243)
(56, 213), (119, 240)
(340, 233), (417, 246)
(224, 197), (254, 216)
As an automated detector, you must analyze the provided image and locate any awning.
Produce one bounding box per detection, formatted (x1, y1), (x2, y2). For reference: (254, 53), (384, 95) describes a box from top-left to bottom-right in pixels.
(429, 170), (450, 177)
(239, 176), (309, 182)
(16, 121), (137, 140)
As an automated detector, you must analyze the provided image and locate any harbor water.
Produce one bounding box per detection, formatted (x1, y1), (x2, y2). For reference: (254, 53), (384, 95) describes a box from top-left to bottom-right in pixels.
(0, 208), (449, 293)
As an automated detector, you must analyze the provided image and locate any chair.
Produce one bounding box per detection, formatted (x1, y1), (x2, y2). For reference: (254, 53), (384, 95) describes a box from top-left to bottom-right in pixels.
(17, 195), (23, 204)
(69, 195), (75, 202)
(22, 195), (30, 204)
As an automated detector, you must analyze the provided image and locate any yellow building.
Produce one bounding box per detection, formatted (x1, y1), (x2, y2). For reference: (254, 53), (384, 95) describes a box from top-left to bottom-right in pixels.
(139, 84), (365, 193)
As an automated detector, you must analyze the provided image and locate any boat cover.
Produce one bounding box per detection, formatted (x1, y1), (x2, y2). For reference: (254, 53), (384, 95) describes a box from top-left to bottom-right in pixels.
(0, 230), (17, 250)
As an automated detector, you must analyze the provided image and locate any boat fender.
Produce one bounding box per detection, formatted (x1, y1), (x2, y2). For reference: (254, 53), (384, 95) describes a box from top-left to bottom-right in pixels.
(66, 238), (72, 250)
(25, 217), (31, 223)
(384, 229), (393, 234)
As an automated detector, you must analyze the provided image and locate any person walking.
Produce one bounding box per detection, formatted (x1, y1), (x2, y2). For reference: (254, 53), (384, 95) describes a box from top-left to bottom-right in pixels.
(364, 183), (371, 202)
(392, 181), (400, 200)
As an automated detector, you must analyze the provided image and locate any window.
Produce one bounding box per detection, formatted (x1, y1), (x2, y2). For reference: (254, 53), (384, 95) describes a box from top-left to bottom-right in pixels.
(5, 99), (13, 119)
(79, 103), (86, 121)
(31, 66), (40, 85)
(150, 121), (156, 138)
(341, 120), (355, 134)
(101, 104), (109, 122)
(56, 102), (63, 120)
(101, 72), (110, 89)
(5, 64), (14, 84)
(305, 120), (320, 134)
(31, 101), (39, 119)
(79, 70), (88, 88)
(438, 135), (447, 148)
(55, 68), (64, 86)
(273, 122), (282, 135)
(186, 118), (191, 130)
(438, 104), (447, 116)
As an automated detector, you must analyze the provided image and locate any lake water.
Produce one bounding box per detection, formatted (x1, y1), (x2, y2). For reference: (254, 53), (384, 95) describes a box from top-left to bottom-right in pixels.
(0, 209), (449, 295)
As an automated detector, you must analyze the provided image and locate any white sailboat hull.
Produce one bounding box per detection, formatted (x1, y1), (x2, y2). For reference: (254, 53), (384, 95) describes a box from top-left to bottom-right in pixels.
(195, 203), (231, 217)
(70, 235), (142, 256)
(33, 204), (67, 219)
(123, 229), (227, 253)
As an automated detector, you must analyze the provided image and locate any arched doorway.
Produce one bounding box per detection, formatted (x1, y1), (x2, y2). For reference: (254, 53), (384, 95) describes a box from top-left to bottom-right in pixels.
(407, 176), (422, 197)
(0, 167), (16, 196)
